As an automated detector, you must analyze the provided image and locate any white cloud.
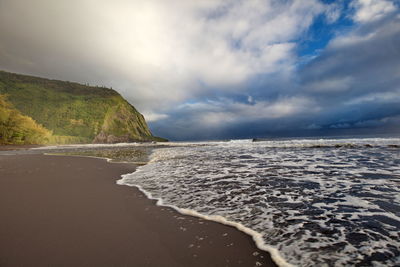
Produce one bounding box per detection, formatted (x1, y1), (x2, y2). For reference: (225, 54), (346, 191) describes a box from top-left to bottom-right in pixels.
(98, 0), (326, 112)
(351, 0), (396, 23)
(325, 3), (342, 24)
(9, 0), (399, 140)
(180, 96), (318, 128)
(345, 90), (400, 105)
(0, 0), (327, 114)
(330, 32), (377, 48)
(237, 97), (317, 119)
(307, 76), (354, 92)
(142, 112), (169, 122)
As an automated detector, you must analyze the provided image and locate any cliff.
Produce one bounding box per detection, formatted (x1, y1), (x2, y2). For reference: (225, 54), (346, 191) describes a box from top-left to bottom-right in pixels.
(0, 70), (165, 144)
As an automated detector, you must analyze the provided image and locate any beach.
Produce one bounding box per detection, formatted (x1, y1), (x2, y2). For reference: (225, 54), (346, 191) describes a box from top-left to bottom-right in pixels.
(0, 153), (276, 267)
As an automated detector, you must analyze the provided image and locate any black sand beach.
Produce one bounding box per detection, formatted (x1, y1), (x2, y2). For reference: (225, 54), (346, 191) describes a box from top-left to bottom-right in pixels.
(0, 154), (277, 267)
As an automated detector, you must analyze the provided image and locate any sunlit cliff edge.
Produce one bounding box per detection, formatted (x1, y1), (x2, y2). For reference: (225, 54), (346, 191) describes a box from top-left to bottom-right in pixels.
(0, 70), (166, 145)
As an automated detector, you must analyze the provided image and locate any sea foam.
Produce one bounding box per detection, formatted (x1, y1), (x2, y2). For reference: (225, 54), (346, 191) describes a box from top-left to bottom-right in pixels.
(116, 138), (400, 266)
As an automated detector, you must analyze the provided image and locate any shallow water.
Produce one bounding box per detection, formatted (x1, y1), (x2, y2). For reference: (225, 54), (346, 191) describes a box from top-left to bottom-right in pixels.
(119, 138), (400, 266)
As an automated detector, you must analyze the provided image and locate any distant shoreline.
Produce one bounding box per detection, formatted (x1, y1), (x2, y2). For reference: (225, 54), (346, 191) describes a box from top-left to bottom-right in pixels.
(0, 144), (43, 151)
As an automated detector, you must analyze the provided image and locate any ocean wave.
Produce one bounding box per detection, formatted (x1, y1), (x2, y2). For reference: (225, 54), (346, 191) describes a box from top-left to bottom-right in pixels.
(116, 138), (400, 266)
(117, 173), (294, 267)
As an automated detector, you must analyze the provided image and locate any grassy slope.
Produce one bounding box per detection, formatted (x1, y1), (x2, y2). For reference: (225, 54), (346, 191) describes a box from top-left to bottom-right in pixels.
(0, 94), (52, 144)
(0, 71), (164, 144)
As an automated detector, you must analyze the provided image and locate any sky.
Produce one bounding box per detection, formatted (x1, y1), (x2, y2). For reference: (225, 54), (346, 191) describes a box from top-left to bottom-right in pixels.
(0, 0), (399, 140)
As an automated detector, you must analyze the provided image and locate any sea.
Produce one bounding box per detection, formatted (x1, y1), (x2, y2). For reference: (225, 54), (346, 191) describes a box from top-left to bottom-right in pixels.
(115, 137), (400, 267)
(16, 137), (400, 266)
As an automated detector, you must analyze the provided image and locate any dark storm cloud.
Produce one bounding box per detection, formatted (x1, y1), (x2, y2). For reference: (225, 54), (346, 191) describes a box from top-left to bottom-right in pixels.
(301, 15), (400, 102)
(151, 10), (400, 140)
(297, 13), (400, 131)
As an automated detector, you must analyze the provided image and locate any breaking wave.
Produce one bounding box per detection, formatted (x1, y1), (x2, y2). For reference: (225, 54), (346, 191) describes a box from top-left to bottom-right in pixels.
(117, 138), (400, 266)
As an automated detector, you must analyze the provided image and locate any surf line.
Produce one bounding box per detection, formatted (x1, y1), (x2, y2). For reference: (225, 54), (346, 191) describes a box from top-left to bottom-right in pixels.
(117, 166), (295, 267)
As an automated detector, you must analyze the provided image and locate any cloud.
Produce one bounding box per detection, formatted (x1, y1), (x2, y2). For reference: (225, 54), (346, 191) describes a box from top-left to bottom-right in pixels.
(293, 9), (400, 133)
(150, 96), (320, 139)
(0, 0), (399, 140)
(324, 3), (342, 24)
(181, 96), (316, 124)
(306, 76), (354, 93)
(0, 0), (325, 112)
(301, 12), (400, 103)
(156, 3), (400, 140)
(142, 112), (169, 122)
(345, 90), (400, 105)
(351, 0), (396, 23)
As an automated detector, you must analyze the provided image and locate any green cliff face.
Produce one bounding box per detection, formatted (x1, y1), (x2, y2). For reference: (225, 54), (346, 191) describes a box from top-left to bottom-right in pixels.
(0, 71), (165, 144)
(0, 94), (52, 145)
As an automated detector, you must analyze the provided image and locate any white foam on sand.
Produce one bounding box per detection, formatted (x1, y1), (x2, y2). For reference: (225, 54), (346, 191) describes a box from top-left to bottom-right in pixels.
(45, 137), (400, 266)
(114, 138), (400, 266)
(116, 173), (295, 267)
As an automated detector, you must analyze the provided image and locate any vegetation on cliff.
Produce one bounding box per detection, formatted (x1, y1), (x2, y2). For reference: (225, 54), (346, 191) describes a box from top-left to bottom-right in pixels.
(0, 71), (165, 144)
(0, 94), (52, 144)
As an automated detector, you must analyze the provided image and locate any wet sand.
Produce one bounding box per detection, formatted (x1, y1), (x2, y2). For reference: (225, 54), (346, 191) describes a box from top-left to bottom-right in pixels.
(0, 145), (42, 151)
(0, 154), (277, 267)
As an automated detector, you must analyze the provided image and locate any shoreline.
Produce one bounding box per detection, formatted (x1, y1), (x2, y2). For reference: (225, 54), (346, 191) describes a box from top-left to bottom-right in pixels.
(0, 144), (43, 151)
(49, 151), (290, 266)
(0, 153), (277, 267)
(118, 171), (291, 267)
